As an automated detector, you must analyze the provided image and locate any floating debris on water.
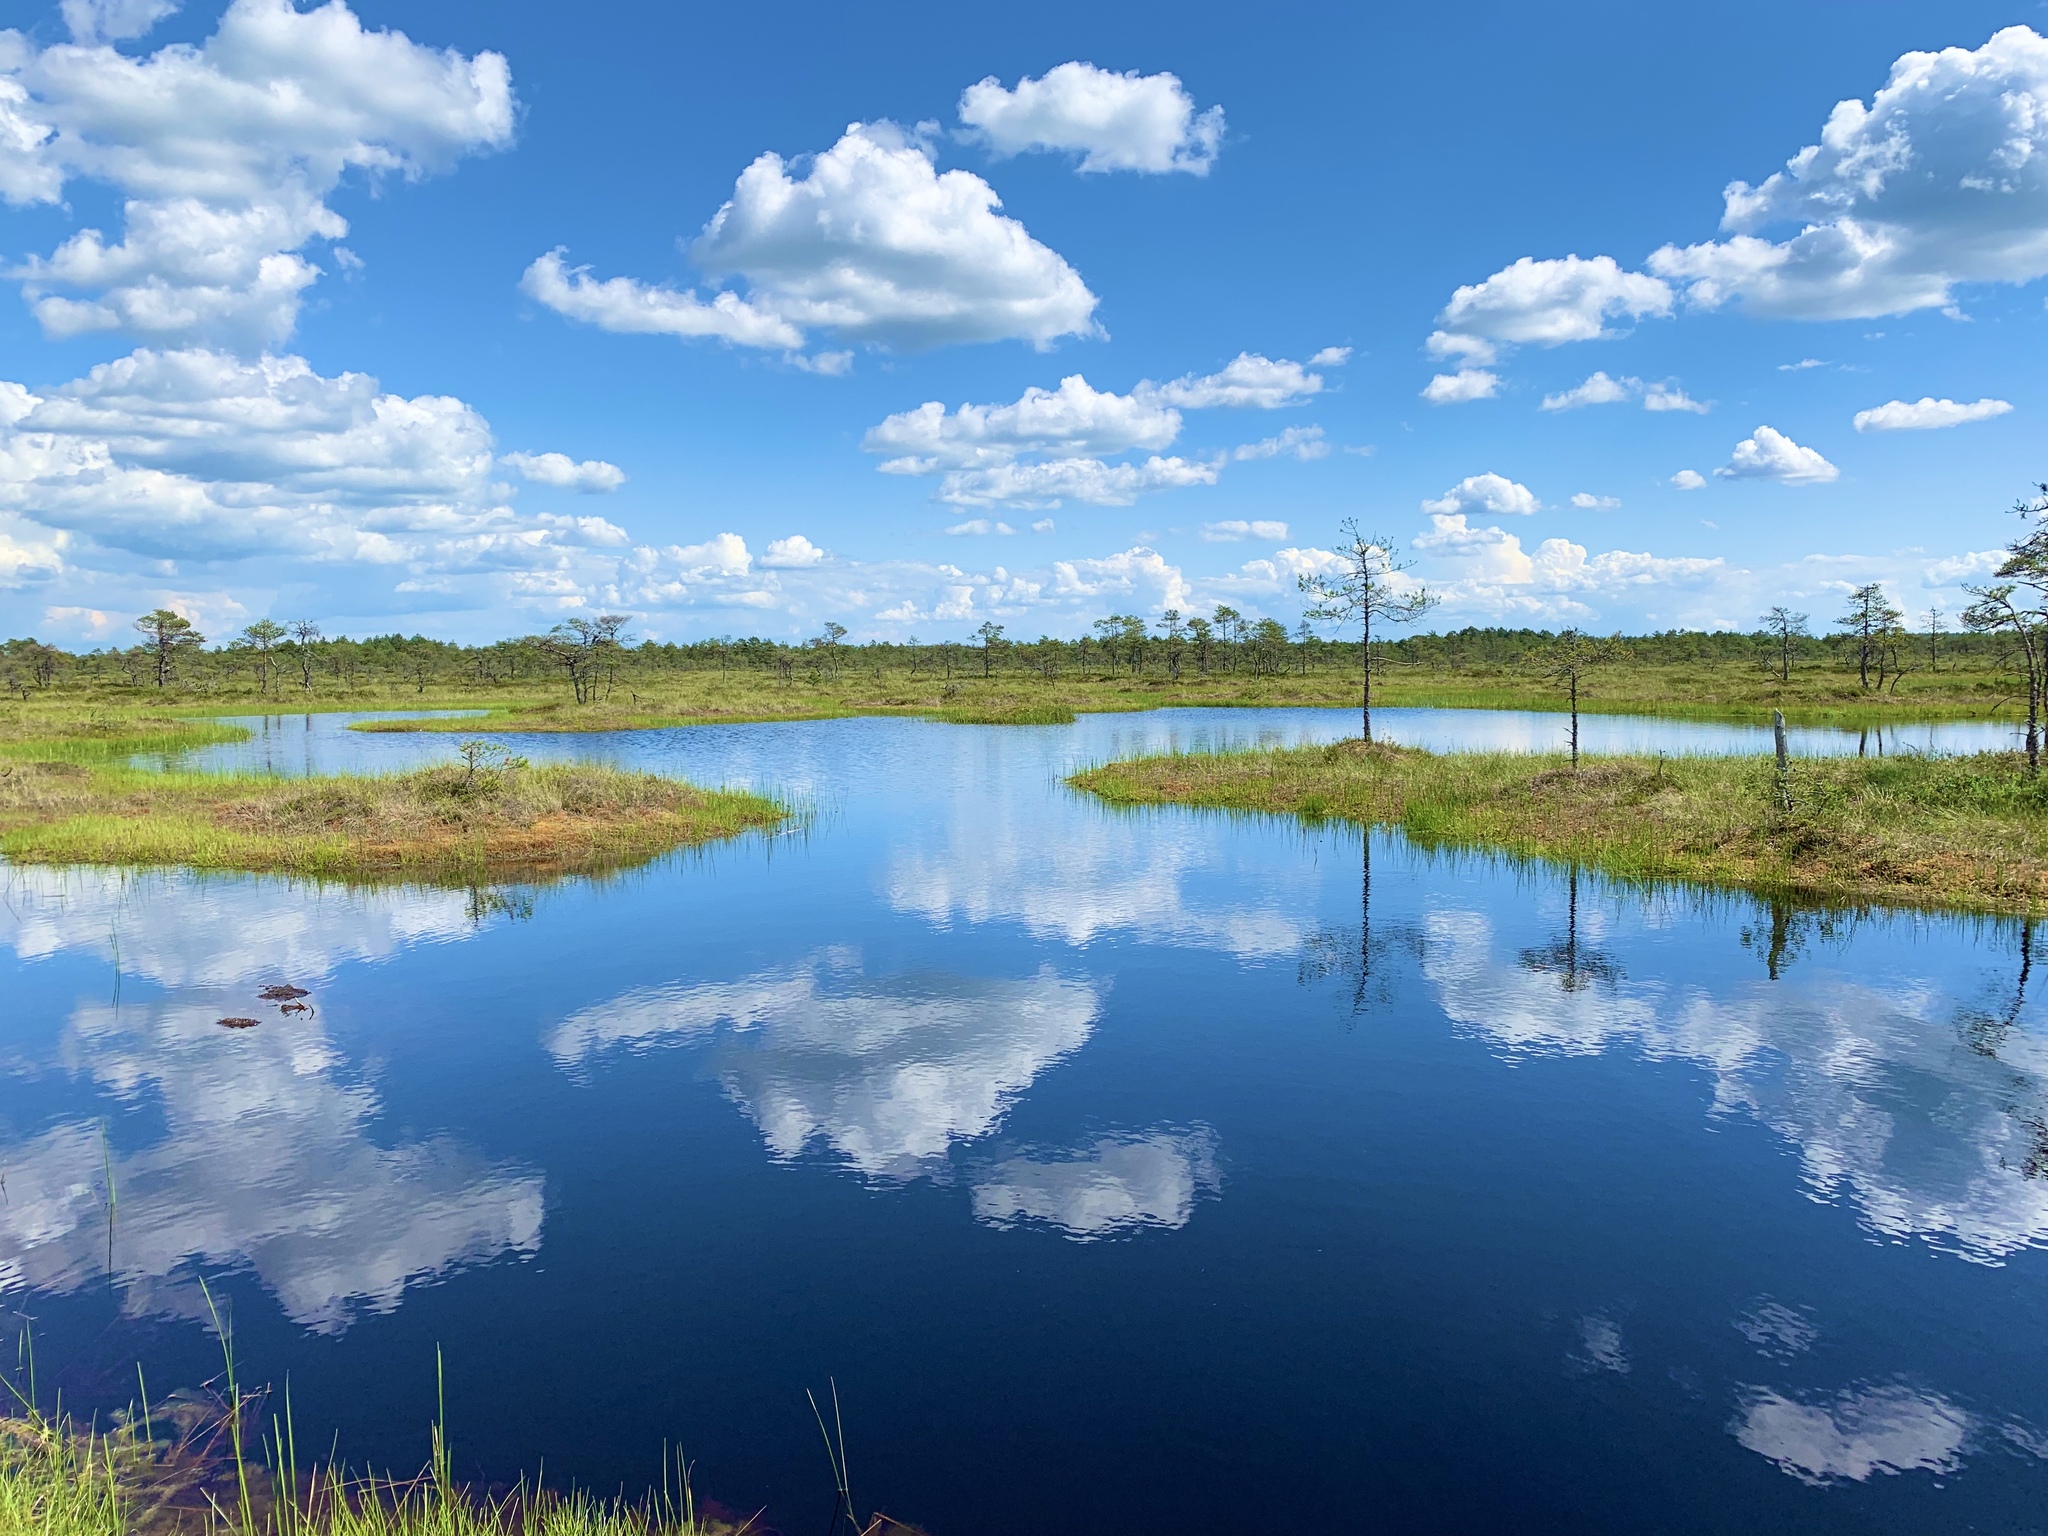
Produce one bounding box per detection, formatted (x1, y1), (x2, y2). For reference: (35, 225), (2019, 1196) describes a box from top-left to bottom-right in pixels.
(259, 984), (309, 1001)
(217, 1017), (260, 1030)
(278, 1000), (311, 1015)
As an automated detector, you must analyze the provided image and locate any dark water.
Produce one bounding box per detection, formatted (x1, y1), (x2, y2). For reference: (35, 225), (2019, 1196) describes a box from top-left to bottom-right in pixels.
(5, 708), (2047, 1535)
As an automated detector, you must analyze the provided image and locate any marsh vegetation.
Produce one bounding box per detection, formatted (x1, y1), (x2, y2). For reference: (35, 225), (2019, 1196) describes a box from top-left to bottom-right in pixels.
(4, 592), (2037, 735)
(1074, 740), (2048, 915)
(0, 747), (782, 885)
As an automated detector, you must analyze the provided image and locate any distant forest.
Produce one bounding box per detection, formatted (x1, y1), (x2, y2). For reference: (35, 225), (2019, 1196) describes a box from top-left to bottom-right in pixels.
(0, 598), (2007, 699)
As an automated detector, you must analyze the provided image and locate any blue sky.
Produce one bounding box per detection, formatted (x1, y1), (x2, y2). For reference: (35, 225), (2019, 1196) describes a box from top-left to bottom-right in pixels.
(0, 0), (2040, 643)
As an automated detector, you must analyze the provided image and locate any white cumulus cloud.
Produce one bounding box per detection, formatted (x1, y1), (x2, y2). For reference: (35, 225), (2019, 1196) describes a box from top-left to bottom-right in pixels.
(501, 451), (625, 493)
(1648, 27), (2048, 320)
(1539, 372), (1706, 413)
(1672, 469), (1707, 489)
(1570, 493), (1621, 509)
(760, 534), (826, 567)
(1717, 425), (1839, 484)
(1422, 473), (1541, 517)
(1429, 255), (1672, 360)
(1643, 382), (1709, 413)
(1421, 368), (1500, 404)
(61, 0), (179, 43)
(957, 62), (1223, 174)
(1541, 371), (1633, 411)
(1415, 512), (1722, 618)
(1145, 351), (1333, 409)
(0, 348), (647, 604)
(1853, 397), (2014, 432)
(865, 353), (1333, 504)
(518, 251), (804, 351)
(0, 0), (514, 348)
(939, 455), (1219, 508)
(528, 122), (1099, 356)
(864, 374), (1180, 472)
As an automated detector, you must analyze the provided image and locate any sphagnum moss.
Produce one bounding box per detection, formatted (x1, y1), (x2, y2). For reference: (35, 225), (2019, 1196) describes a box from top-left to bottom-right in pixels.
(1072, 740), (2048, 916)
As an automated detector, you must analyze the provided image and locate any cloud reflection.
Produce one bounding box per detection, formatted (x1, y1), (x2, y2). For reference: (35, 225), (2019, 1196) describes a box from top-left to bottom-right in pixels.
(0, 866), (541, 1334)
(0, 999), (543, 1334)
(1733, 1382), (1973, 1485)
(971, 1126), (1221, 1238)
(1423, 904), (2048, 1261)
(550, 951), (1102, 1180)
(0, 864), (480, 987)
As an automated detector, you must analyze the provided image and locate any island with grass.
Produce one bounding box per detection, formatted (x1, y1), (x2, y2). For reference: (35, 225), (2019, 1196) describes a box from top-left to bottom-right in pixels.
(0, 711), (783, 885)
(1072, 739), (2048, 917)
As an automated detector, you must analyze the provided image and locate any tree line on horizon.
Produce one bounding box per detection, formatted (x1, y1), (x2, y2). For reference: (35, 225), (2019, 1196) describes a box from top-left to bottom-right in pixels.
(0, 593), (2015, 703)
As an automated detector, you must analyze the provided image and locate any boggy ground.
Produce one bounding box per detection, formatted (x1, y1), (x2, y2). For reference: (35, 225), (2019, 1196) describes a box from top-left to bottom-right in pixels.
(1, 645), (2029, 741)
(341, 660), (2023, 734)
(0, 757), (784, 885)
(1073, 740), (2048, 916)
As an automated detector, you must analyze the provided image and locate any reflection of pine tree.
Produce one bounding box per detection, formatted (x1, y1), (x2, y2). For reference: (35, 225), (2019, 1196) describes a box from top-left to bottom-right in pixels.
(464, 885), (535, 927)
(1959, 920), (2034, 1059)
(1737, 898), (1850, 980)
(1297, 833), (1422, 1020)
(1948, 921), (2048, 1179)
(1517, 866), (1623, 992)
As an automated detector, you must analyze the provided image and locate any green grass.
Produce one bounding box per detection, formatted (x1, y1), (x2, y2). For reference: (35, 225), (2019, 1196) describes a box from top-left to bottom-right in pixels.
(0, 757), (785, 886)
(1072, 740), (2048, 916)
(346, 695), (1082, 734)
(0, 1395), (768, 1536)
(2, 646), (2028, 746)
(0, 708), (251, 764)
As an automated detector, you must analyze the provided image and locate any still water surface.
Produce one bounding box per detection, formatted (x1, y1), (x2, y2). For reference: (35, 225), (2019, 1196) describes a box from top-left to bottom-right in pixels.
(5, 707), (2047, 1534)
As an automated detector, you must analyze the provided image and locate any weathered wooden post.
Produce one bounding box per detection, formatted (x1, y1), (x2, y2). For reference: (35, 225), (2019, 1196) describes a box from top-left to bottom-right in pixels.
(1773, 708), (1791, 812)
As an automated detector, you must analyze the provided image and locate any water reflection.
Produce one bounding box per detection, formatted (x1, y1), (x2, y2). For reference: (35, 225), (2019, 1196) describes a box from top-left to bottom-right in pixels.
(11, 708), (2048, 1529)
(970, 1126), (1221, 1239)
(1518, 867), (1623, 992)
(0, 996), (543, 1334)
(1, 864), (483, 988)
(1732, 1382), (1974, 1485)
(1735, 1299), (1817, 1361)
(0, 866), (542, 1332)
(886, 818), (1312, 955)
(551, 951), (1101, 1180)
(1296, 834), (1428, 1017)
(1423, 897), (2048, 1260)
(1568, 1312), (1631, 1376)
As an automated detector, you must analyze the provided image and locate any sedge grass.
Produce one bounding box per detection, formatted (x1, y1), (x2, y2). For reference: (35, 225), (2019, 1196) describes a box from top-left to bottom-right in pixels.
(1073, 740), (2048, 916)
(4, 649), (2026, 744)
(0, 757), (784, 885)
(0, 1386), (765, 1536)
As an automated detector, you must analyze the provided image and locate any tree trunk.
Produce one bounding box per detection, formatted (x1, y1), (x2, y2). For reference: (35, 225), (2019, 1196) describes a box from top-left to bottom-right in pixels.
(1360, 612), (1373, 743)
(2030, 659), (2041, 777)
(1569, 671), (1579, 767)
